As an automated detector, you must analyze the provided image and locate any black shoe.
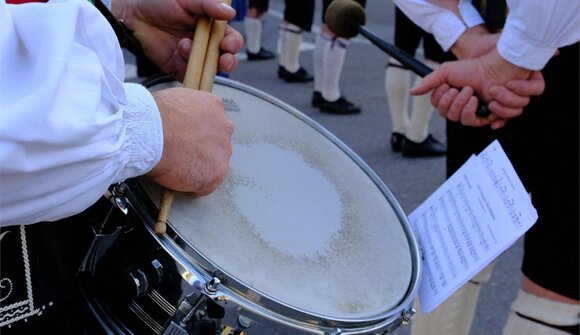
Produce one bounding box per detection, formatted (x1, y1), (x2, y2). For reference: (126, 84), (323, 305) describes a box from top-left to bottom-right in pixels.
(402, 134), (447, 157)
(390, 132), (404, 152)
(320, 96), (361, 115)
(277, 66), (313, 82)
(312, 91), (323, 107)
(247, 48), (275, 61)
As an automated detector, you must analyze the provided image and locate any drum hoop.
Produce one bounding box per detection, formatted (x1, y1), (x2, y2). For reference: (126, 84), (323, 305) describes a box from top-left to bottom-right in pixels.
(137, 76), (422, 332)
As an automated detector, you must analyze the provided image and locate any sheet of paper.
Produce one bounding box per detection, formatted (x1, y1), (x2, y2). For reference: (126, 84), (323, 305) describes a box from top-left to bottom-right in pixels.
(409, 140), (538, 313)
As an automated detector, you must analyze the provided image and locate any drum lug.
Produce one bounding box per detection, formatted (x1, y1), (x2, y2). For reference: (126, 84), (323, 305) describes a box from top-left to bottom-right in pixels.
(128, 269), (149, 298)
(328, 328), (342, 335)
(204, 277), (221, 295)
(220, 315), (252, 335)
(401, 308), (416, 325)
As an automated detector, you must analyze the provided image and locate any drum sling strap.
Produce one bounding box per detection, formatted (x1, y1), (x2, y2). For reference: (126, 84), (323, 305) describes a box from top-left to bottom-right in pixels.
(93, 0), (161, 76)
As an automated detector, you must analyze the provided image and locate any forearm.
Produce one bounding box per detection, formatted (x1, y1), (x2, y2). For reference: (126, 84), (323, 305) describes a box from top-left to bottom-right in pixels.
(449, 25), (493, 59)
(0, 0), (163, 226)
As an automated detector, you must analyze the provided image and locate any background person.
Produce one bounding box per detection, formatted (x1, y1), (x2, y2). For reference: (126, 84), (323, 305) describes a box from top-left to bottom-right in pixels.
(384, 7), (448, 157)
(311, 0), (366, 114)
(244, 0), (275, 60)
(392, 1), (579, 334)
(277, 0), (314, 82)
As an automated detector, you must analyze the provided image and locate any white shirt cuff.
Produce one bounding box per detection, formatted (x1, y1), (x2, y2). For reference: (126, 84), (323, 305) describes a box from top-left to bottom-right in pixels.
(431, 12), (467, 52)
(116, 83), (164, 182)
(497, 23), (558, 71)
(458, 1), (485, 28)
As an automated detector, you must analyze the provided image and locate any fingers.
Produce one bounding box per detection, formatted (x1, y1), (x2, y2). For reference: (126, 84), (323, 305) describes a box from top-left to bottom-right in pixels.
(218, 26), (243, 73)
(431, 83), (450, 107)
(432, 85), (503, 128)
(484, 71), (543, 120)
(487, 100), (524, 120)
(221, 25), (244, 55)
(177, 25), (242, 57)
(193, 0), (237, 21)
(438, 86), (472, 122)
(459, 96), (495, 127)
(488, 84), (530, 108)
(218, 53), (238, 73)
(505, 71), (545, 97)
(174, 25), (242, 78)
(410, 69), (447, 96)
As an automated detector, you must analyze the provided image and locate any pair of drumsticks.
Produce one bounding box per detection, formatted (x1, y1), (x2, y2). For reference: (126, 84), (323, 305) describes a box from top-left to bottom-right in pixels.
(154, 0), (232, 236)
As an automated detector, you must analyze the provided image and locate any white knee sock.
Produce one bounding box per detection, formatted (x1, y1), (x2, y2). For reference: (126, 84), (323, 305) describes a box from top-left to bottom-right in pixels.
(503, 290), (580, 335)
(411, 264), (494, 335)
(322, 38), (348, 102)
(313, 33), (329, 93)
(385, 59), (410, 134)
(244, 17), (262, 54)
(278, 22), (302, 72)
(405, 83), (433, 143)
(406, 59), (439, 143)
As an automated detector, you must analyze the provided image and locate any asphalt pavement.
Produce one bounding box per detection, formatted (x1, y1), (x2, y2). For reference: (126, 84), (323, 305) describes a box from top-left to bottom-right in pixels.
(126, 0), (524, 333)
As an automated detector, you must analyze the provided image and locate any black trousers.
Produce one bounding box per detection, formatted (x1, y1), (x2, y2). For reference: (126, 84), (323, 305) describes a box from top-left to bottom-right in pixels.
(393, 7), (453, 63)
(283, 0), (366, 32)
(446, 43), (579, 300)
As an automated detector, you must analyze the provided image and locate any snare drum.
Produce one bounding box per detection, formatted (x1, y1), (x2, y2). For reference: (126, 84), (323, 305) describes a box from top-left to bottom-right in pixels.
(80, 77), (421, 335)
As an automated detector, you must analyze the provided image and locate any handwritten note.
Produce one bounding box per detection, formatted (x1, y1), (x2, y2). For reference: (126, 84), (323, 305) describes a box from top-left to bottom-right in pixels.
(409, 140), (538, 313)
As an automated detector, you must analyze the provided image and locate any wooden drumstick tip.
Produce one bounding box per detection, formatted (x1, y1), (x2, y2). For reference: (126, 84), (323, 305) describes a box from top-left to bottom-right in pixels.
(155, 188), (175, 236)
(154, 220), (167, 236)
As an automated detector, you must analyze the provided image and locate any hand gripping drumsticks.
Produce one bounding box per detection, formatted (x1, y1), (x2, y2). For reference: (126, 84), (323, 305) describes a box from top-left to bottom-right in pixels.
(325, 0), (491, 118)
(154, 0), (232, 236)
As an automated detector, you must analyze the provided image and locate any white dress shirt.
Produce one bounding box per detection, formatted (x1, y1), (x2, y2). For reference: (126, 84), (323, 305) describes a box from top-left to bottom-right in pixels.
(0, 0), (163, 226)
(393, 0), (580, 70)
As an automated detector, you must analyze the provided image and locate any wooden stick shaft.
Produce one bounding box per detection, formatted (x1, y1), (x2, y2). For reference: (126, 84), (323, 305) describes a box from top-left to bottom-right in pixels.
(199, 0), (232, 92)
(183, 16), (213, 90)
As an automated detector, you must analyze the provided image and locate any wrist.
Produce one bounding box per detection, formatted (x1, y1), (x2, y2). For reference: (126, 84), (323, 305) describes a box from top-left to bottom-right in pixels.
(451, 25), (490, 59)
(481, 47), (532, 84)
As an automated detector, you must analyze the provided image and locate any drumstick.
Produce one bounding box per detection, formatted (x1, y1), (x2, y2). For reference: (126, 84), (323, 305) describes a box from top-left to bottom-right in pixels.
(199, 8), (230, 92)
(183, 16), (213, 90)
(154, 1), (231, 236)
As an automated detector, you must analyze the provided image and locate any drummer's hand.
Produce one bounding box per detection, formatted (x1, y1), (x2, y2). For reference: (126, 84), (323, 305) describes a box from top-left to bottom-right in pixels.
(147, 88), (234, 196)
(411, 47), (537, 129)
(112, 0), (243, 80)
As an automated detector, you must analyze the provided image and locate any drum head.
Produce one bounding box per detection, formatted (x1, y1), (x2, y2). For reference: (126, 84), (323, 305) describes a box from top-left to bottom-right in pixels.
(141, 78), (415, 321)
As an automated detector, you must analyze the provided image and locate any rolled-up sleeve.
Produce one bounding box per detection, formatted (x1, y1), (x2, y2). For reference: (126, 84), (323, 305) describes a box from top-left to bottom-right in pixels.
(393, 0), (484, 51)
(0, 0), (163, 226)
(498, 0), (580, 70)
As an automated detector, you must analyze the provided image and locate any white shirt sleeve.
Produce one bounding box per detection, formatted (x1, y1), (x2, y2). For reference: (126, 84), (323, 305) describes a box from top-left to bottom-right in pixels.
(0, 0), (163, 226)
(498, 0), (580, 70)
(392, 0), (484, 51)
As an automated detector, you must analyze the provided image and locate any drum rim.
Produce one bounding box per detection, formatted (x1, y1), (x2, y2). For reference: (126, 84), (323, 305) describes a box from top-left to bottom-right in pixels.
(137, 76), (422, 332)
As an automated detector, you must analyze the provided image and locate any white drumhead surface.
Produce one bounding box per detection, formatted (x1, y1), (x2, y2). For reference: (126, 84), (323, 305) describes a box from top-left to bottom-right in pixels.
(142, 81), (413, 319)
